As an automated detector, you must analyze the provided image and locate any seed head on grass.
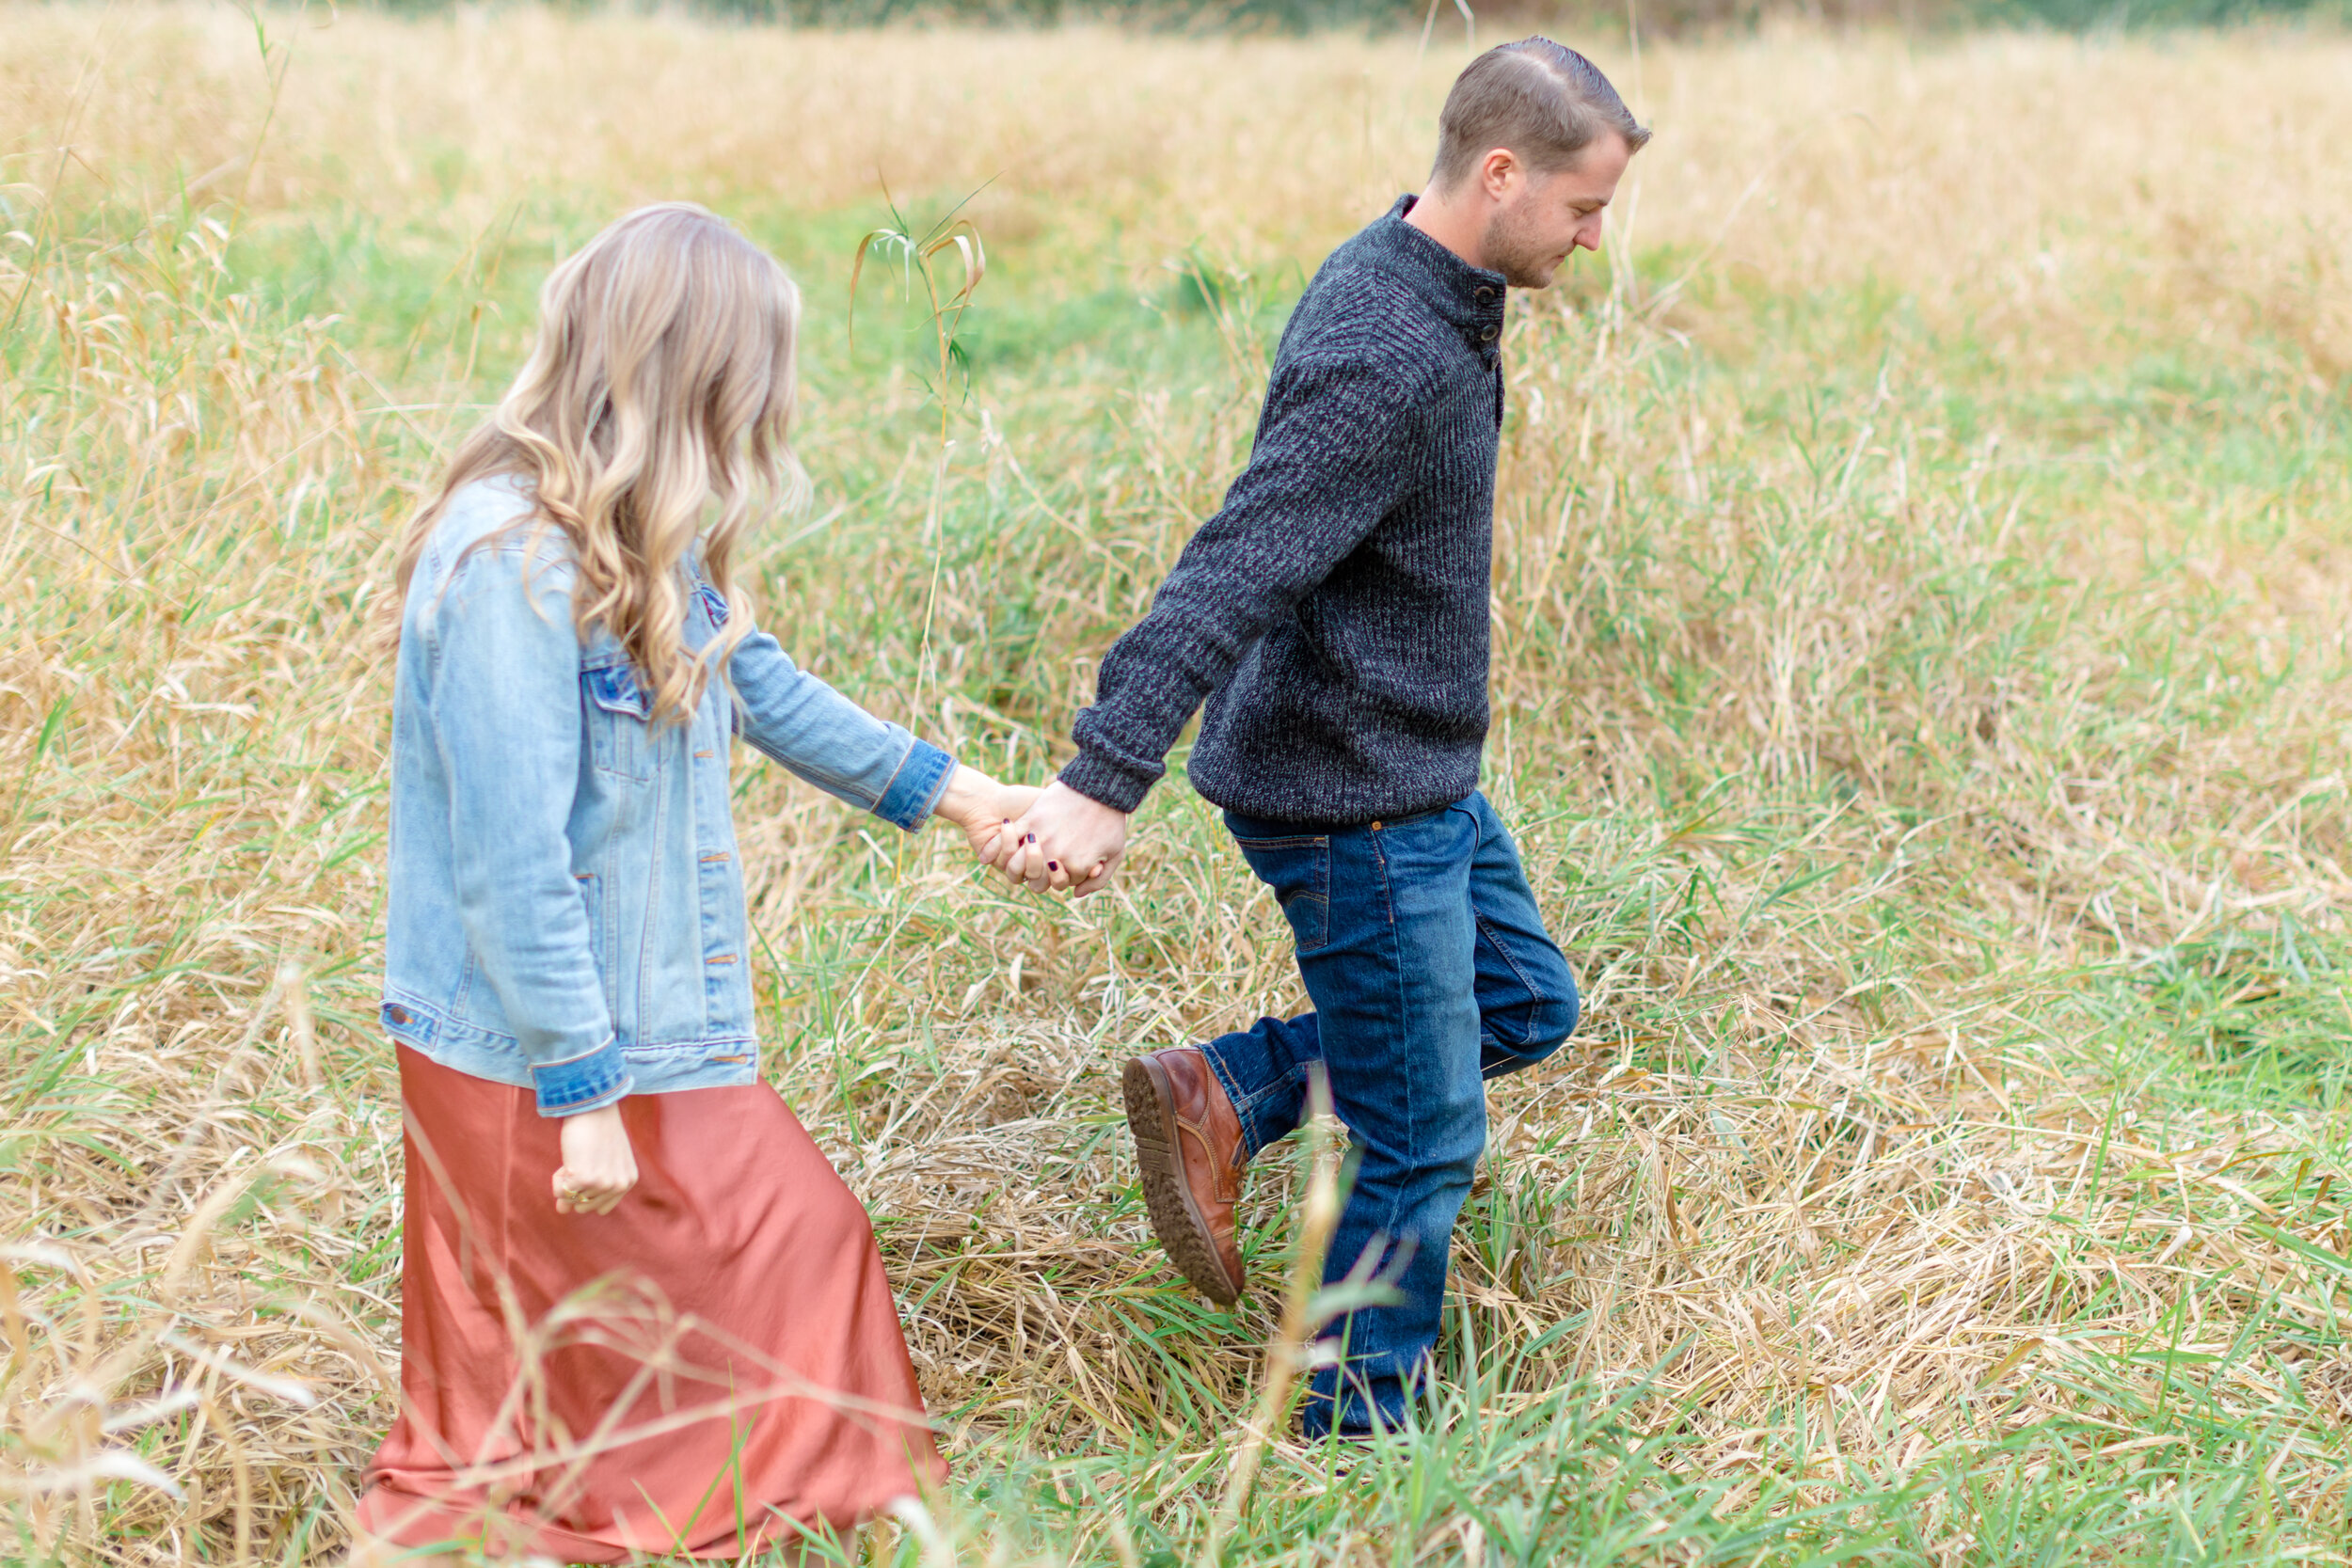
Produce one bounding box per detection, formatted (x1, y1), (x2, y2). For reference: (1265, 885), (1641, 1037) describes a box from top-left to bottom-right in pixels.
(848, 186), (988, 447)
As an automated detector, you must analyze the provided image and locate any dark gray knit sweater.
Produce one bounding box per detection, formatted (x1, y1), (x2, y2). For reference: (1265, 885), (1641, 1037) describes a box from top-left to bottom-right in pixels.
(1058, 196), (1508, 825)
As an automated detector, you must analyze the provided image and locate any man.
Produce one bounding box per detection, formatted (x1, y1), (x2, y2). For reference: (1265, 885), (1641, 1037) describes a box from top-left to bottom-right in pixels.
(997, 40), (1649, 1437)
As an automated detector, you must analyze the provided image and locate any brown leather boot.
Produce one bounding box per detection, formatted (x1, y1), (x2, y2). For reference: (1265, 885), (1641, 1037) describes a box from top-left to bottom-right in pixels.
(1122, 1046), (1247, 1305)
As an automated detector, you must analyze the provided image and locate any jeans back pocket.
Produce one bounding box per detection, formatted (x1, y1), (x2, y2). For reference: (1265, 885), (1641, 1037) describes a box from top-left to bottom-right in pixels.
(1232, 832), (1331, 953)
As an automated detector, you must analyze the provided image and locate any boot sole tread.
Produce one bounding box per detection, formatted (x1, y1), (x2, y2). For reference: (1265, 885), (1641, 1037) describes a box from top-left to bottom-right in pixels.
(1122, 1056), (1244, 1307)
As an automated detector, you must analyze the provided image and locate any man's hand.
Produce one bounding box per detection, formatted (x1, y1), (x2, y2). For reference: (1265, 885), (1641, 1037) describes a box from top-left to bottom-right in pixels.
(994, 780), (1128, 896)
(553, 1103), (638, 1215)
(933, 765), (1043, 863)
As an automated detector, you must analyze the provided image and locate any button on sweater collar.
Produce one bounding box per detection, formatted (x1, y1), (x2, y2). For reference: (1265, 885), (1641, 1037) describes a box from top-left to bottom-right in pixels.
(1359, 195), (1509, 359)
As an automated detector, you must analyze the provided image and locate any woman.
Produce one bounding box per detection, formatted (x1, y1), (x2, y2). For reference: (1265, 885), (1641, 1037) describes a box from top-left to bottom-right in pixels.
(357, 203), (1027, 1562)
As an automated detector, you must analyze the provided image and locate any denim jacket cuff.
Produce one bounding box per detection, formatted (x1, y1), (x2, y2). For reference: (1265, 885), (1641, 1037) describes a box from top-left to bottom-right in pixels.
(874, 737), (955, 832)
(530, 1037), (635, 1117)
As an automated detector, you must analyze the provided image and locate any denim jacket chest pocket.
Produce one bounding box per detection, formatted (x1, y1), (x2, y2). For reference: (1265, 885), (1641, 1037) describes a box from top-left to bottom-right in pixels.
(580, 649), (657, 783)
(383, 476), (961, 1120)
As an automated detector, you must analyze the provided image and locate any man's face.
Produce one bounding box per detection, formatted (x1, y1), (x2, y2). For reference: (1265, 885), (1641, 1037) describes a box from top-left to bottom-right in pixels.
(1480, 133), (1633, 291)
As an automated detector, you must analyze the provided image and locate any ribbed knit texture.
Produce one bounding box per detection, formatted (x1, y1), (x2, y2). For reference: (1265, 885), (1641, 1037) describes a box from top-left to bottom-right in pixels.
(1059, 196), (1508, 825)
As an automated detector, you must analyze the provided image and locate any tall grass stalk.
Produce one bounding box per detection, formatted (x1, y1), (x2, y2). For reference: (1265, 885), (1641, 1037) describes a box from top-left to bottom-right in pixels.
(1200, 1070), (1343, 1567)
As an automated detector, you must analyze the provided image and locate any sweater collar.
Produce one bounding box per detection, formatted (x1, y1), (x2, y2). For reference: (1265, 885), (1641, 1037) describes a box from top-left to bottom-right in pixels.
(1357, 195), (1509, 359)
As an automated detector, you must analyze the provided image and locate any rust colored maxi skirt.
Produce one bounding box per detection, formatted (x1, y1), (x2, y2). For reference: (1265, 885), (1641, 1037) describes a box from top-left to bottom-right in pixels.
(358, 1047), (946, 1561)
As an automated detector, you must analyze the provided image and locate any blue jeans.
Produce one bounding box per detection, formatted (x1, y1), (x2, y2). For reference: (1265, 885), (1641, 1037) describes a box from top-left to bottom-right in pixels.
(1202, 790), (1579, 1436)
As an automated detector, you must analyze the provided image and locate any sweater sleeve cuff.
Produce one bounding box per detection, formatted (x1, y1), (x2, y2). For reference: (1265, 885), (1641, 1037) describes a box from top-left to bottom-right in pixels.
(531, 1036), (635, 1117)
(1057, 749), (1157, 815)
(874, 736), (955, 832)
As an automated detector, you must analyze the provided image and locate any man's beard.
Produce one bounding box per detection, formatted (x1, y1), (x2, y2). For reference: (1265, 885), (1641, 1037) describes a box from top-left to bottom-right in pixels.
(1481, 201), (1562, 291)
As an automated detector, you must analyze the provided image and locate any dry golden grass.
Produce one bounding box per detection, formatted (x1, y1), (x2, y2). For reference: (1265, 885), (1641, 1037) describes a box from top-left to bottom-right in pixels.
(8, 7), (2349, 364)
(3, 6), (2351, 1563)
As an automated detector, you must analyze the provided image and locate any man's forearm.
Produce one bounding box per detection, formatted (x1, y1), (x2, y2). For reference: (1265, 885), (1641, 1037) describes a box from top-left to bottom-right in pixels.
(1057, 352), (1419, 811)
(1058, 627), (1205, 810)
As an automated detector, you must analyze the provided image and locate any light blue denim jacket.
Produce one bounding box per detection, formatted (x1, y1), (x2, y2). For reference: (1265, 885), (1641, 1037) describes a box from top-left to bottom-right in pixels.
(382, 476), (954, 1115)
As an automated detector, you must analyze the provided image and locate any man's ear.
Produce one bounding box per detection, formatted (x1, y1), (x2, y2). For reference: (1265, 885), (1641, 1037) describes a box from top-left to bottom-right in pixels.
(1480, 147), (1519, 201)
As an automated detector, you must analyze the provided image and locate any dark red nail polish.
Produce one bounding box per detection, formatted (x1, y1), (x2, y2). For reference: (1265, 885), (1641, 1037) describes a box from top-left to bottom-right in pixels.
(1047, 861), (1059, 871)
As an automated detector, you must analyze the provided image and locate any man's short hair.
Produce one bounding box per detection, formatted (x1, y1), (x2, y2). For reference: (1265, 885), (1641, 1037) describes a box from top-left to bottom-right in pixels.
(1431, 39), (1651, 193)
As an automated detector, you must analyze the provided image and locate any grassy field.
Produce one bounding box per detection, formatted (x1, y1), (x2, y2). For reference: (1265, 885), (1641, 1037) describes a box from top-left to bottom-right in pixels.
(5, 6), (2352, 1563)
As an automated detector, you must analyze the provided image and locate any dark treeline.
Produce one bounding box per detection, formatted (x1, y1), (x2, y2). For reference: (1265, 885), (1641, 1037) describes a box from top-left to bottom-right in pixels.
(358, 0), (2344, 31)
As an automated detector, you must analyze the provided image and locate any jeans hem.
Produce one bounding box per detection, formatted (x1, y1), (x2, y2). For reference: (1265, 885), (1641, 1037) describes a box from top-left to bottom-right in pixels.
(1196, 1038), (1268, 1167)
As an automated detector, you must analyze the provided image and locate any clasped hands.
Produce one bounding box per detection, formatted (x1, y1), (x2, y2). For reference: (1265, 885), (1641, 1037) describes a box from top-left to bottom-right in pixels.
(552, 767), (1123, 1215)
(936, 768), (1127, 898)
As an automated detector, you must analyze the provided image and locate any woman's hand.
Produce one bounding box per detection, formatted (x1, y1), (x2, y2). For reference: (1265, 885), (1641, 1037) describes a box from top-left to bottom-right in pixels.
(994, 780), (1127, 897)
(553, 1103), (638, 1215)
(933, 765), (1044, 863)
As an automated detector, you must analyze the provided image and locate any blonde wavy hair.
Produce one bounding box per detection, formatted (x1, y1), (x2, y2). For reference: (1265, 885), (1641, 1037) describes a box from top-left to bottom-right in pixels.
(394, 202), (805, 723)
